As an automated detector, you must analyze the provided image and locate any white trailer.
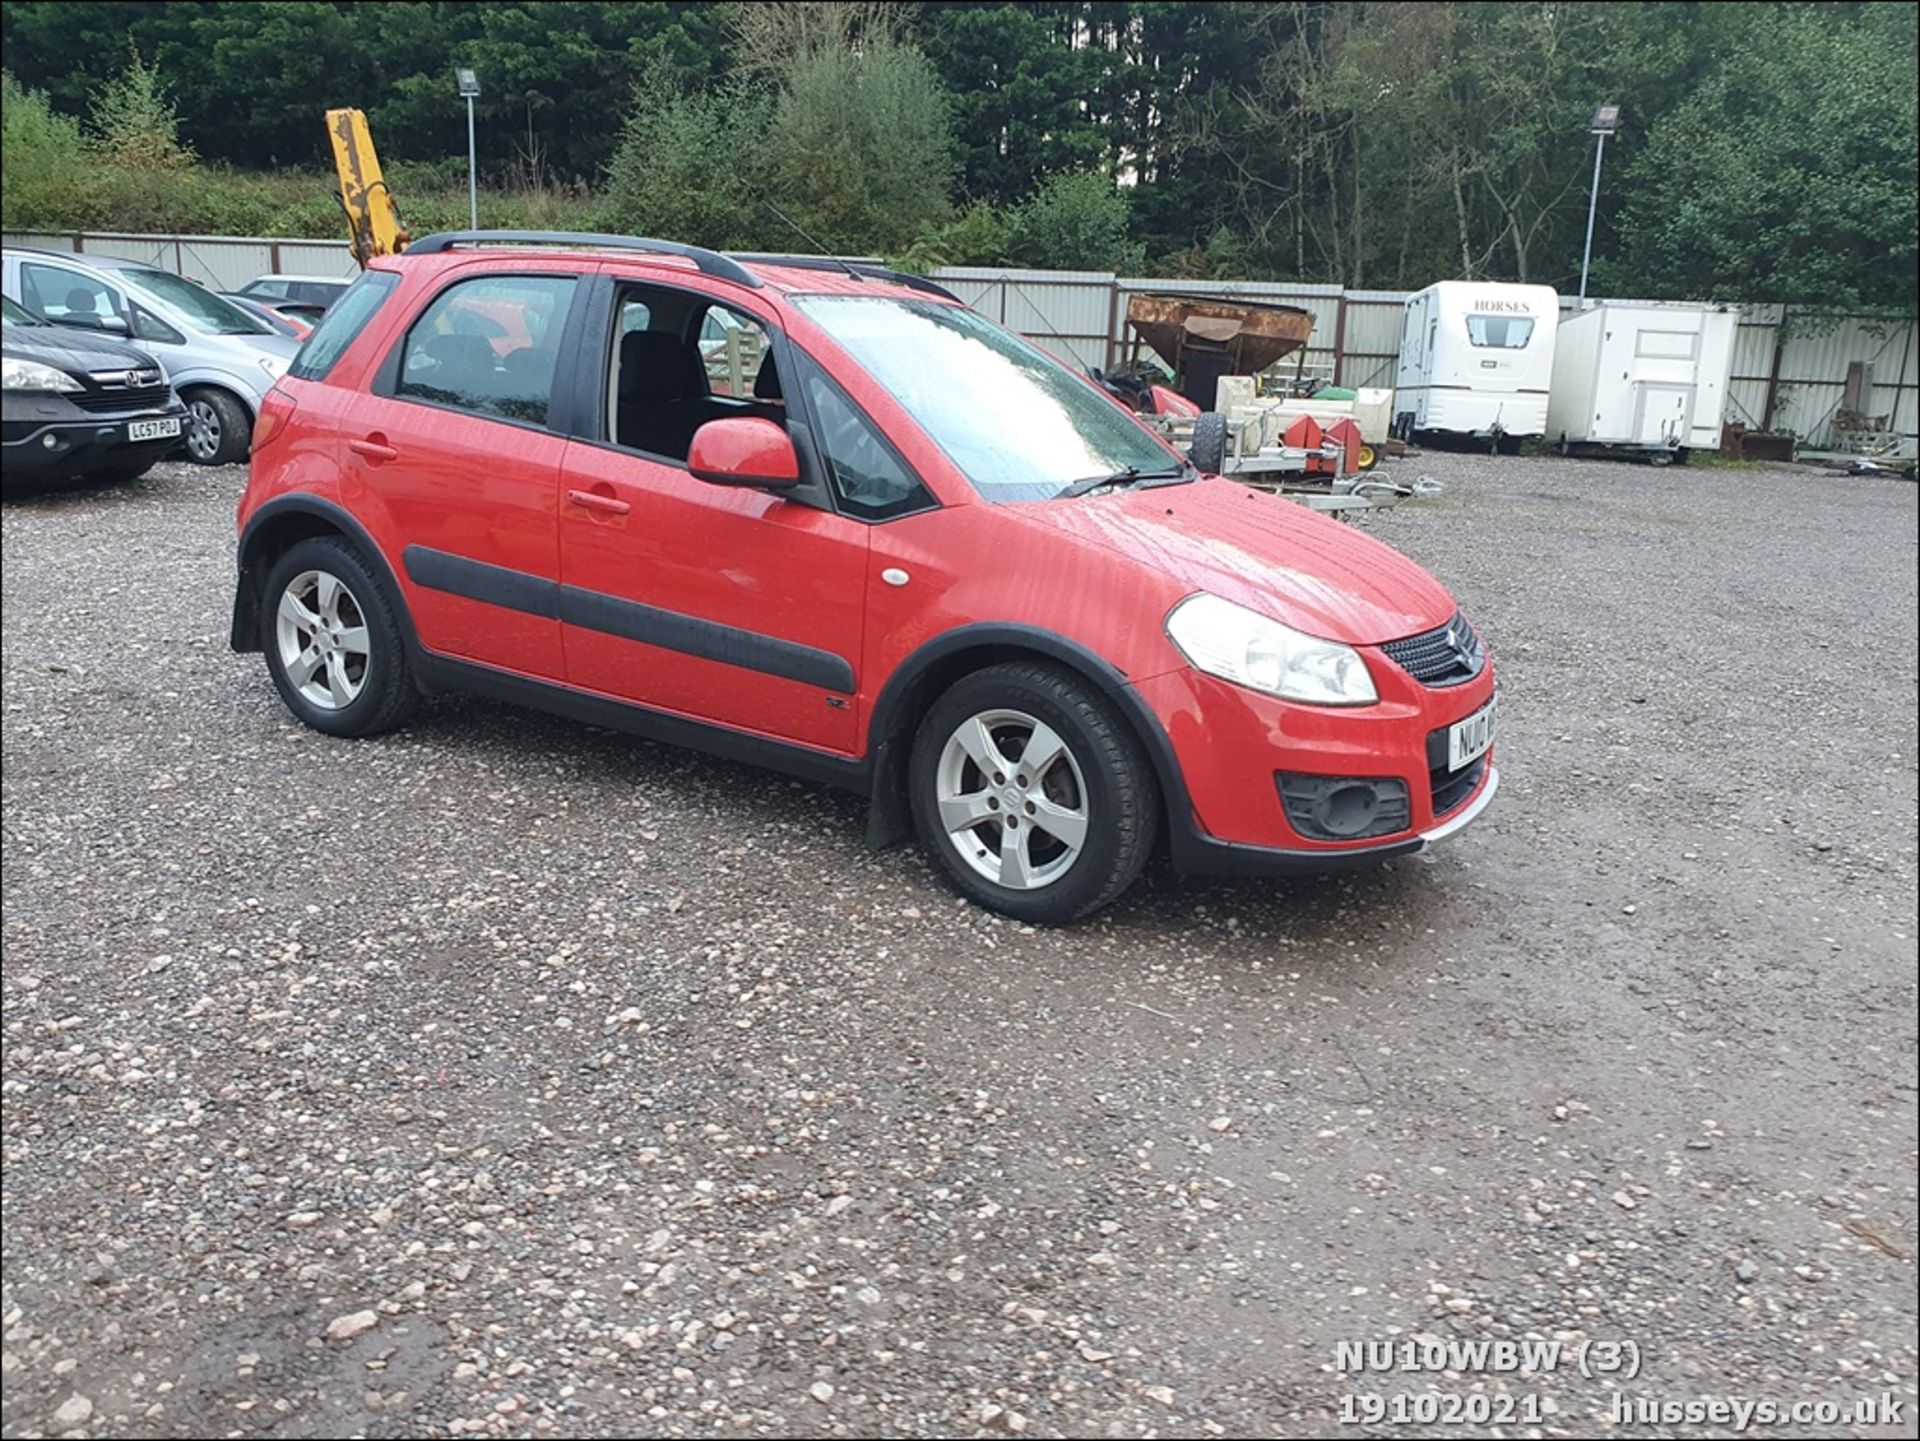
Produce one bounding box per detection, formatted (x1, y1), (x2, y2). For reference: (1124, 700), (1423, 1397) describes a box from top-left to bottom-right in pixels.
(1546, 302), (1738, 462)
(1394, 281), (1560, 447)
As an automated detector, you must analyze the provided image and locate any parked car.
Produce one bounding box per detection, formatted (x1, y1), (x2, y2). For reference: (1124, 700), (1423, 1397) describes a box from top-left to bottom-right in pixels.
(236, 274), (352, 312)
(222, 292), (315, 340)
(1, 249), (299, 465)
(2, 294), (189, 486)
(231, 232), (1497, 923)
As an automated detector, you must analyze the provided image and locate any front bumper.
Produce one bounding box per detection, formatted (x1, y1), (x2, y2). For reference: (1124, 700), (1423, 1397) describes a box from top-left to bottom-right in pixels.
(1134, 655), (1499, 876)
(2, 393), (189, 480)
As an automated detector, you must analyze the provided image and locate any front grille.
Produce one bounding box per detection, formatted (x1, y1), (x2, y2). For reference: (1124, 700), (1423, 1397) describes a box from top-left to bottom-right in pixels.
(1431, 754), (1486, 816)
(72, 384), (172, 414)
(1381, 612), (1484, 687)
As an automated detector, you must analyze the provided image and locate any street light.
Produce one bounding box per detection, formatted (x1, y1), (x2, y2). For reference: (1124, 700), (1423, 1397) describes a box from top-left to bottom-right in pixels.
(455, 68), (480, 231)
(1578, 103), (1620, 302)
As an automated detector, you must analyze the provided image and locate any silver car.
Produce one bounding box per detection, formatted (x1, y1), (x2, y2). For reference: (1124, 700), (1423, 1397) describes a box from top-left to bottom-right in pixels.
(2, 248), (299, 465)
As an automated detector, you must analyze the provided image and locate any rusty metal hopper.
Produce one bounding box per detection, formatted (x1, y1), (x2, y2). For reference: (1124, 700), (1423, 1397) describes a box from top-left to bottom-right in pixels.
(1126, 293), (1315, 378)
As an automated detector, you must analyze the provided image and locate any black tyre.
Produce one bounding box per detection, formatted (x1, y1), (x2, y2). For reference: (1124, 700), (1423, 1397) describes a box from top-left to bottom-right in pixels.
(909, 662), (1159, 924)
(1189, 411), (1228, 475)
(182, 387), (252, 466)
(259, 536), (418, 738)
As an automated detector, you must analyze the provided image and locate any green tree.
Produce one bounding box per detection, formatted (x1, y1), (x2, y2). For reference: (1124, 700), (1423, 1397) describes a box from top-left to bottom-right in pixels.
(601, 68), (778, 250)
(1609, 2), (1919, 309)
(767, 43), (955, 253)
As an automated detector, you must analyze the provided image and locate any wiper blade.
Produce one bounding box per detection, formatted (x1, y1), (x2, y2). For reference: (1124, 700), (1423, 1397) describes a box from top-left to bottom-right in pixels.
(1055, 465), (1187, 499)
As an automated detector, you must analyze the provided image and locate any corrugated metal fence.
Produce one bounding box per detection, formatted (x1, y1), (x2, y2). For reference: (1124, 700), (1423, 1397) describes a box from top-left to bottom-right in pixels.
(7, 232), (1914, 452)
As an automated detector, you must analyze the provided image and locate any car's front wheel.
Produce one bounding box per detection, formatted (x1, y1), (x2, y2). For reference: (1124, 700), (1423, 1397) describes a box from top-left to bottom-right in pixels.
(259, 536), (418, 737)
(182, 387), (251, 466)
(909, 662), (1158, 923)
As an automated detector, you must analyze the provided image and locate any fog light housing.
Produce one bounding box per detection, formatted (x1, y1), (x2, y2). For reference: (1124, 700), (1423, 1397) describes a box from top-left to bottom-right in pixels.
(1277, 773), (1412, 841)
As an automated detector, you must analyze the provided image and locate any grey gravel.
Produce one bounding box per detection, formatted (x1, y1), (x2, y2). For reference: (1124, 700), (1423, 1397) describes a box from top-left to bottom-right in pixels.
(3, 453), (1916, 1438)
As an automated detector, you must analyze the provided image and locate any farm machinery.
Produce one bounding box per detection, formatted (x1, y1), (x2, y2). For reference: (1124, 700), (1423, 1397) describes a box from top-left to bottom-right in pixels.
(1093, 293), (1434, 513)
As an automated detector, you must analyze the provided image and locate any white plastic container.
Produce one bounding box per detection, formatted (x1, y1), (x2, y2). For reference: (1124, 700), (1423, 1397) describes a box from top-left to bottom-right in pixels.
(1394, 281), (1560, 443)
(1546, 303), (1738, 457)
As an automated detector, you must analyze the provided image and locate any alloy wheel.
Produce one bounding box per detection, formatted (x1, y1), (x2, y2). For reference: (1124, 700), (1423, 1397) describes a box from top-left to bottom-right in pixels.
(935, 708), (1090, 890)
(275, 569), (371, 710)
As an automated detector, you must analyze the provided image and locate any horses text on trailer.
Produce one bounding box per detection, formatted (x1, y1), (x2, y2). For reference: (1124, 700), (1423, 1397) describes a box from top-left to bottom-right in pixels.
(1545, 302), (1739, 463)
(1394, 281), (1560, 449)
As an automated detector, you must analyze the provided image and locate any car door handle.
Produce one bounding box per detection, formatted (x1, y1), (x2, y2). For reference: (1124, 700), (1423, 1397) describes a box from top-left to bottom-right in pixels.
(567, 488), (630, 517)
(349, 437), (399, 463)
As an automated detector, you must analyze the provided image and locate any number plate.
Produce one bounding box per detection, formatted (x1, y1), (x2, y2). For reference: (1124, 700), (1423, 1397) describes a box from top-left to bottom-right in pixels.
(1448, 695), (1497, 771)
(127, 417), (182, 442)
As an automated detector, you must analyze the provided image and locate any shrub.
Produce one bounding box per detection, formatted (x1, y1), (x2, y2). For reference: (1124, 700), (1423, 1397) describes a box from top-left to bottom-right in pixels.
(2, 70), (100, 230)
(88, 48), (193, 172)
(1007, 171), (1143, 273)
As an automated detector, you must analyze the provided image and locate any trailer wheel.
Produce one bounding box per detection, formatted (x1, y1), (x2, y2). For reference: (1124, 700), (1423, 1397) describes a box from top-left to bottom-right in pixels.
(1189, 412), (1228, 475)
(1356, 442), (1379, 472)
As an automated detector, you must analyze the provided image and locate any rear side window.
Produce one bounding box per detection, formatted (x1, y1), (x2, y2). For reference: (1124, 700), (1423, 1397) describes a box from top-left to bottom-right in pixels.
(247, 278), (290, 299)
(395, 274), (576, 426)
(294, 281), (346, 307)
(21, 262), (117, 328)
(289, 271), (397, 381)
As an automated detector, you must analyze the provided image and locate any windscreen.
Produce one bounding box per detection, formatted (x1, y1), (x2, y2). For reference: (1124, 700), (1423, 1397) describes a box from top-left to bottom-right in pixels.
(794, 296), (1177, 502)
(117, 267), (265, 335)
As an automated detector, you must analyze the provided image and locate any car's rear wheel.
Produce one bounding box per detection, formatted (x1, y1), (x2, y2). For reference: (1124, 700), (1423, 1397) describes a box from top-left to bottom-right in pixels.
(909, 662), (1158, 923)
(259, 536), (417, 737)
(182, 387), (251, 466)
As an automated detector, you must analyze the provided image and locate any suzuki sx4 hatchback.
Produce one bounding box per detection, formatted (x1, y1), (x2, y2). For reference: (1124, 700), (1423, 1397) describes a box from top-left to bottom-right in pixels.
(233, 234), (1497, 922)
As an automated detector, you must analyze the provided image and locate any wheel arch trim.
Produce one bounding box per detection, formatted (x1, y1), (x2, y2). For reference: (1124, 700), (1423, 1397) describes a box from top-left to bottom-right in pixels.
(231, 494), (417, 656)
(861, 623), (1196, 857)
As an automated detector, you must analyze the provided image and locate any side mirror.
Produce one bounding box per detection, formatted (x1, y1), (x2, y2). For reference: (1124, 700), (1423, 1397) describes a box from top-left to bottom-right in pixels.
(687, 417), (800, 489)
(98, 313), (130, 336)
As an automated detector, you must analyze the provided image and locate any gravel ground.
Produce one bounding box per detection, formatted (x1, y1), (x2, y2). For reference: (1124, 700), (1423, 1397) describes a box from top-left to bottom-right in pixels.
(2, 452), (1915, 1439)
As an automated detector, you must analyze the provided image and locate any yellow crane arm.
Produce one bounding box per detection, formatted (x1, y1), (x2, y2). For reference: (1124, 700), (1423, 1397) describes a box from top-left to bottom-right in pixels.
(327, 108), (411, 266)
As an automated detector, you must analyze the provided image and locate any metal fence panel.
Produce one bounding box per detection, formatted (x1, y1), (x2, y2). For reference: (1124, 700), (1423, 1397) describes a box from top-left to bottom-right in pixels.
(1, 232), (1909, 451)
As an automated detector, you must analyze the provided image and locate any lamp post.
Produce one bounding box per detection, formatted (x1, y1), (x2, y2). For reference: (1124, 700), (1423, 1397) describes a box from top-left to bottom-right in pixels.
(456, 68), (481, 230)
(1578, 103), (1620, 302)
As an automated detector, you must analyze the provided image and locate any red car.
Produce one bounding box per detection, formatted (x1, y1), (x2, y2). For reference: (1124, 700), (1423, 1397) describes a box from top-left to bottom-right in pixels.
(231, 231), (1497, 922)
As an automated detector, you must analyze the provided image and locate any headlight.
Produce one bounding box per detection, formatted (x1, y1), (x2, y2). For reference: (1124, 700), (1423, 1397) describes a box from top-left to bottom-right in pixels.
(1165, 593), (1378, 706)
(258, 354), (290, 379)
(2, 355), (84, 393)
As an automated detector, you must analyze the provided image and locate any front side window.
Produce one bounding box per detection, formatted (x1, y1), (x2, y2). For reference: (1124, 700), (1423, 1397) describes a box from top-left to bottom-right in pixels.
(115, 267), (263, 335)
(793, 296), (1178, 503)
(804, 370), (933, 520)
(396, 274), (576, 425)
(606, 288), (785, 461)
(1465, 314), (1536, 349)
(21, 263), (118, 329)
(289, 271), (397, 381)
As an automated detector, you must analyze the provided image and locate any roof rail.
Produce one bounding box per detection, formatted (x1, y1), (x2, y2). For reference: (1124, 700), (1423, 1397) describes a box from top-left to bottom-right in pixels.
(728, 253), (960, 303)
(405, 230), (761, 289)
